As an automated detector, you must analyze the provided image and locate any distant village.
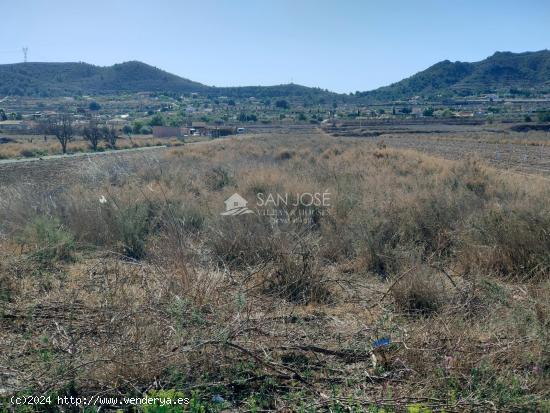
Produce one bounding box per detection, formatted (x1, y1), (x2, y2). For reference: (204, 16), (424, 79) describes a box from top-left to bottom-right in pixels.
(1, 91), (550, 138)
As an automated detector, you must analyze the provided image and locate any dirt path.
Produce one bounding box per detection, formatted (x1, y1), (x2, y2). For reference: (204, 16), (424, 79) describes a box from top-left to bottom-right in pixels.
(0, 145), (167, 166)
(0, 146), (169, 189)
(2, 131), (549, 193)
(0, 136), (252, 190)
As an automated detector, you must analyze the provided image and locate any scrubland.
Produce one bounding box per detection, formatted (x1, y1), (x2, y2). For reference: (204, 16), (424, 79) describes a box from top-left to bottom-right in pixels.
(0, 132), (549, 412)
(0, 135), (180, 160)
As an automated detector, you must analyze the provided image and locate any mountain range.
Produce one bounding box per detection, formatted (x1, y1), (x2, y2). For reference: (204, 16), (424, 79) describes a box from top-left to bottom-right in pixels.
(0, 50), (549, 102)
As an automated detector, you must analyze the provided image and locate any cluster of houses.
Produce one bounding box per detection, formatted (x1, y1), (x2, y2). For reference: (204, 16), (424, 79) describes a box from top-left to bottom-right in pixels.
(0, 111), (119, 134)
(152, 123), (245, 138)
(0, 119), (35, 132)
(0, 107), (247, 139)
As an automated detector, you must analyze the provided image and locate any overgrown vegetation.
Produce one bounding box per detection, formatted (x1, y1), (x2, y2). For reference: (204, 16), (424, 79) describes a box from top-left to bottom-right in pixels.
(0, 132), (548, 411)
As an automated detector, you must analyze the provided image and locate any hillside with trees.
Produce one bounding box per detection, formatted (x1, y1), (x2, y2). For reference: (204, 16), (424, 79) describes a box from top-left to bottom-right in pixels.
(0, 61), (209, 97)
(2, 51), (549, 103)
(0, 61), (338, 102)
(357, 50), (550, 102)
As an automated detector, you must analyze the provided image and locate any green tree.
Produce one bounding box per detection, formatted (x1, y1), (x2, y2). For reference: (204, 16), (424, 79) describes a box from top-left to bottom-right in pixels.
(122, 125), (133, 136)
(89, 101), (101, 111)
(423, 107), (434, 117)
(537, 111), (550, 122)
(133, 121), (144, 134)
(441, 109), (455, 118)
(149, 114), (164, 126)
(275, 99), (290, 109)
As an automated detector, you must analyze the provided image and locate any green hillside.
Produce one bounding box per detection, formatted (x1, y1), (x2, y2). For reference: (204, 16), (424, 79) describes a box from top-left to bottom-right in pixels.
(358, 50), (550, 102)
(1, 51), (549, 102)
(0, 61), (208, 96)
(0, 61), (337, 101)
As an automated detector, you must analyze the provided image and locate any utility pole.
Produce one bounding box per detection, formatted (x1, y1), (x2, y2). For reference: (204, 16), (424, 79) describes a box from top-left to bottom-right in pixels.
(22, 47), (28, 63)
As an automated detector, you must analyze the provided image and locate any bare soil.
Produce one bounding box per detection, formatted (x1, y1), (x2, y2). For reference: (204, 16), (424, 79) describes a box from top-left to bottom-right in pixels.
(0, 146), (167, 189)
(371, 134), (550, 176)
(323, 121), (550, 176)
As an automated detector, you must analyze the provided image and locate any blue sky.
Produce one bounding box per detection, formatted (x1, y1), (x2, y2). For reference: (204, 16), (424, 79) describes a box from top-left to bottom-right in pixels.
(1, 0), (549, 93)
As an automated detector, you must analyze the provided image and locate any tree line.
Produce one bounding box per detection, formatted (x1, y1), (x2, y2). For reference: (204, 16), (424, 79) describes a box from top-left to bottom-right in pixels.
(35, 113), (119, 155)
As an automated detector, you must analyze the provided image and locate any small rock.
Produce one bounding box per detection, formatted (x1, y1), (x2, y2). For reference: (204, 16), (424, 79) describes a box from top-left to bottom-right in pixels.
(211, 394), (225, 404)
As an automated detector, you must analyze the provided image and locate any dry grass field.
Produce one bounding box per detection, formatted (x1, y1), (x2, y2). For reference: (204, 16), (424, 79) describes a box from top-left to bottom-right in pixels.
(324, 123), (550, 176)
(1, 131), (549, 412)
(0, 134), (182, 160)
